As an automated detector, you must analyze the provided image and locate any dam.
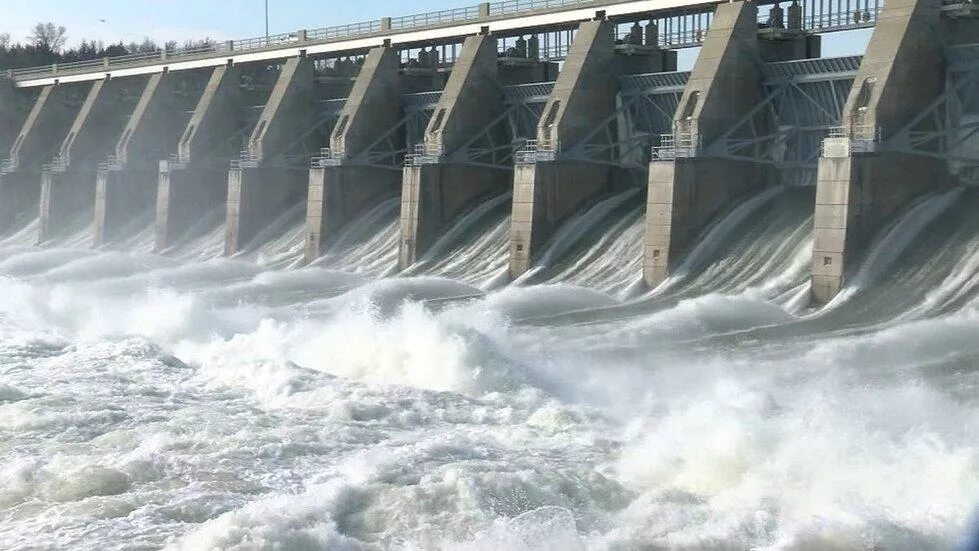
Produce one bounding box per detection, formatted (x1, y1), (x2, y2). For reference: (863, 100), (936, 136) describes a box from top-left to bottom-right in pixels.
(0, 0), (974, 303)
(3, 1), (979, 549)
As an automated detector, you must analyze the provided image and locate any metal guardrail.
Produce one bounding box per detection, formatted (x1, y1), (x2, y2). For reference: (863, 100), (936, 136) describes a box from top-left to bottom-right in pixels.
(652, 131), (699, 159)
(98, 155), (124, 172)
(230, 150), (261, 169)
(822, 124), (881, 156)
(311, 147), (345, 167)
(516, 138), (560, 164)
(0, 158), (17, 174)
(762, 54), (863, 81)
(43, 155), (69, 173)
(405, 141), (445, 166)
(619, 71), (690, 93)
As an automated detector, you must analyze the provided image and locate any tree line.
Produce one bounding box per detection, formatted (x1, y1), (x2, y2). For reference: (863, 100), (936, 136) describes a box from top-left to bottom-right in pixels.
(0, 23), (216, 71)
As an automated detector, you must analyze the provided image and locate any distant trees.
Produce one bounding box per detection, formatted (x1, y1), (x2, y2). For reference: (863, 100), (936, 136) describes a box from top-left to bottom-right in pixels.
(0, 23), (217, 71)
(28, 23), (67, 53)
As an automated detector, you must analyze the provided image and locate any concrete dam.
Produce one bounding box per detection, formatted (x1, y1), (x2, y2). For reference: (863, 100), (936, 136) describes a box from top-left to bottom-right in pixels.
(0, 0), (977, 304)
(8, 1), (979, 548)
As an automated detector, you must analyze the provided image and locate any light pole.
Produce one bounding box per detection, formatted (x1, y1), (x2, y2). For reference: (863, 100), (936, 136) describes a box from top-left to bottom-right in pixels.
(265, 0), (269, 44)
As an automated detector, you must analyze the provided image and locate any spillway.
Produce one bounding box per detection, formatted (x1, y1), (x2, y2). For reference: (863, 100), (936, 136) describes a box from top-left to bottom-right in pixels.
(2, 0), (979, 547)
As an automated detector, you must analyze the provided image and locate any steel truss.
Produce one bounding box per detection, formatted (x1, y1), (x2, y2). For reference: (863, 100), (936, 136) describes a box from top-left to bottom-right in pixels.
(708, 55), (860, 175)
(886, 43), (979, 181)
(517, 71), (687, 169)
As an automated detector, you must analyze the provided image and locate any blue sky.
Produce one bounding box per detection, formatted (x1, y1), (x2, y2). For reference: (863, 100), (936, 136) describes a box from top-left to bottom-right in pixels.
(1, 0), (870, 63)
(1, 0), (456, 46)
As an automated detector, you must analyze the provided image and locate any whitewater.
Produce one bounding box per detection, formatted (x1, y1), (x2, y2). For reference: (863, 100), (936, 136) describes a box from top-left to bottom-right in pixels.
(2, 185), (979, 550)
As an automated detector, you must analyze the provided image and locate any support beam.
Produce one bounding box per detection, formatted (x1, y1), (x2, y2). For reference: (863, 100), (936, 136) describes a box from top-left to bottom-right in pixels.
(0, 84), (75, 231)
(305, 47), (402, 264)
(642, 1), (816, 288)
(810, 0), (963, 304)
(0, 81), (28, 157)
(39, 78), (132, 243)
(225, 57), (314, 255)
(95, 72), (181, 246)
(509, 20), (674, 278)
(155, 65), (242, 251)
(398, 34), (508, 269)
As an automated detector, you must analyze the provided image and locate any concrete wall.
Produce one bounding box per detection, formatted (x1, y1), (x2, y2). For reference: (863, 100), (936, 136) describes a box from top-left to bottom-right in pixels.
(399, 164), (504, 267)
(155, 65), (243, 251)
(178, 65), (243, 163)
(425, 34), (501, 154)
(246, 57), (315, 161)
(809, 0), (967, 304)
(811, 153), (948, 302)
(642, 1), (813, 289)
(305, 47), (403, 263)
(225, 167), (306, 255)
(7, 84), (74, 169)
(644, 159), (768, 284)
(0, 81), (30, 159)
(56, 78), (132, 167)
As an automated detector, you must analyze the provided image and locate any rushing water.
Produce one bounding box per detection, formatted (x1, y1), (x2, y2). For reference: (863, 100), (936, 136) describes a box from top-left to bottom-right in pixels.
(1, 185), (979, 550)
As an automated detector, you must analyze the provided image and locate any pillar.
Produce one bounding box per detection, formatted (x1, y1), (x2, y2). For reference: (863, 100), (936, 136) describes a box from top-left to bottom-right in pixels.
(398, 34), (508, 270)
(810, 0), (960, 304)
(39, 78), (131, 243)
(305, 46), (402, 264)
(94, 72), (181, 246)
(0, 84), (75, 231)
(155, 65), (242, 251)
(508, 20), (675, 278)
(225, 57), (314, 255)
(642, 1), (815, 288)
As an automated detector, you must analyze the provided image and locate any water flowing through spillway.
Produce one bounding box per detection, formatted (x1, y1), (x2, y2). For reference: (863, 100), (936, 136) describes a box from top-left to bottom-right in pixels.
(405, 193), (513, 287)
(1, 183), (978, 551)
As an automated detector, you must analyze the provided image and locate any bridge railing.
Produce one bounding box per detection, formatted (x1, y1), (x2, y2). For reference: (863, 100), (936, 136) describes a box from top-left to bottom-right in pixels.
(3, 0), (890, 83)
(489, 0), (591, 15)
(391, 5), (484, 30)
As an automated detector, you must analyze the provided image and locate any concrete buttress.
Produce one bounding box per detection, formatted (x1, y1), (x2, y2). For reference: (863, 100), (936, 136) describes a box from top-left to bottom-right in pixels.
(305, 46), (402, 264)
(39, 78), (135, 243)
(0, 84), (76, 231)
(809, 0), (971, 305)
(642, 1), (815, 289)
(398, 34), (507, 270)
(94, 72), (183, 246)
(156, 65), (243, 251)
(225, 57), (315, 256)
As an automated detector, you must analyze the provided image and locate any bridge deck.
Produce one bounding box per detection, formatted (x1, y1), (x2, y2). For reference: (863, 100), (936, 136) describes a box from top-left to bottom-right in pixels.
(2, 0), (882, 89)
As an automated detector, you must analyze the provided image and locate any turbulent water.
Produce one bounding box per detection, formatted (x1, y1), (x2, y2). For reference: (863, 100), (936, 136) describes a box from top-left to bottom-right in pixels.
(2, 184), (979, 550)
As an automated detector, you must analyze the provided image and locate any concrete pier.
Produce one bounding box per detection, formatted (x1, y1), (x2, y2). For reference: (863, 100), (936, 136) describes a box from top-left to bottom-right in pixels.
(155, 65), (243, 251)
(809, 0), (964, 304)
(509, 20), (674, 278)
(0, 84), (77, 231)
(642, 1), (816, 288)
(225, 57), (315, 255)
(39, 78), (136, 243)
(305, 47), (402, 264)
(398, 34), (508, 270)
(94, 72), (184, 246)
